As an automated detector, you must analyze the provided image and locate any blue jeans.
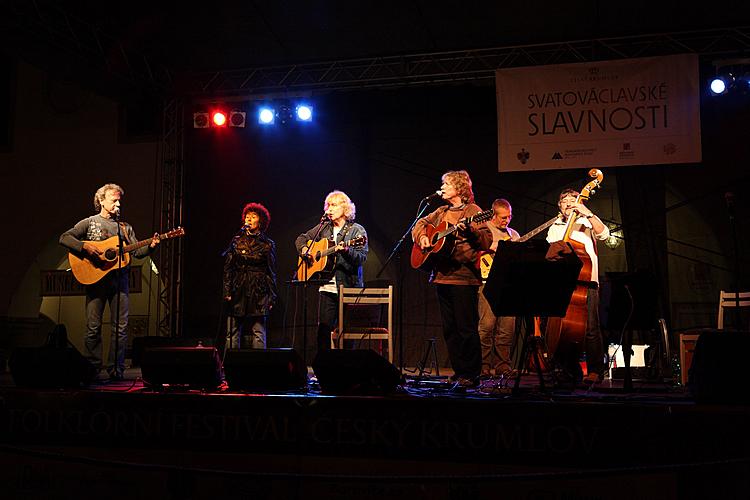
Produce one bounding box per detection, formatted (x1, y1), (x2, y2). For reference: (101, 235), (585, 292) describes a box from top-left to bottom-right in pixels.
(84, 273), (129, 377)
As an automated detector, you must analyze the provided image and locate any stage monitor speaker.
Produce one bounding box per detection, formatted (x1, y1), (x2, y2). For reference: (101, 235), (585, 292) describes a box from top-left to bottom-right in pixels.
(312, 349), (403, 395)
(131, 336), (215, 367)
(9, 347), (96, 388)
(689, 331), (750, 404)
(141, 346), (221, 389)
(223, 348), (307, 392)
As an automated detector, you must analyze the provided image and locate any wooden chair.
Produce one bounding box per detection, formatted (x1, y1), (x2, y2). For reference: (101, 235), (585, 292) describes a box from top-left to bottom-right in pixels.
(717, 290), (750, 329)
(332, 285), (393, 363)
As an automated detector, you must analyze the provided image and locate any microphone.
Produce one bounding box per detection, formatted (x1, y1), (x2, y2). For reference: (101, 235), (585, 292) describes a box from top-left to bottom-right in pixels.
(422, 190), (443, 201)
(321, 213), (331, 223)
(113, 207), (121, 220)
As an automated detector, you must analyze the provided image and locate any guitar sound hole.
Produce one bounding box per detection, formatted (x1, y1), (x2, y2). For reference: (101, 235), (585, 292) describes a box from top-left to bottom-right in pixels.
(104, 249), (117, 261)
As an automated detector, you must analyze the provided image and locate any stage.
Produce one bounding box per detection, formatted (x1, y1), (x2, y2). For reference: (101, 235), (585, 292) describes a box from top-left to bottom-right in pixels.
(1, 366), (748, 500)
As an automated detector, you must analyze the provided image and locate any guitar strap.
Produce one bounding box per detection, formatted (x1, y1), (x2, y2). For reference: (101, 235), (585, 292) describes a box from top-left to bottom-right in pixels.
(118, 222), (132, 244)
(332, 222), (352, 265)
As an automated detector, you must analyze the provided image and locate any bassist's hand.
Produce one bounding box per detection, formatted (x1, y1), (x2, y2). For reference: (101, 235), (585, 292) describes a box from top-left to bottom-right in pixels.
(150, 233), (161, 248)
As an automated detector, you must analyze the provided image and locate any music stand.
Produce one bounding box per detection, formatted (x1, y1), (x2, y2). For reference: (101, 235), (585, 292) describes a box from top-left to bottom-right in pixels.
(482, 240), (582, 393)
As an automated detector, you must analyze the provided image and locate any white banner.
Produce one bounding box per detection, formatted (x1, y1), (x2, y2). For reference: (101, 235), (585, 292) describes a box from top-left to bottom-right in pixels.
(496, 54), (701, 172)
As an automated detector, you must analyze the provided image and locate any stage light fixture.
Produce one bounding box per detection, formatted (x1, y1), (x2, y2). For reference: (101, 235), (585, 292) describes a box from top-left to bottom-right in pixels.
(229, 110), (246, 128)
(296, 104), (313, 122)
(212, 111), (227, 127)
(709, 74), (732, 96)
(258, 107), (275, 125)
(193, 112), (209, 128)
(277, 104), (293, 125)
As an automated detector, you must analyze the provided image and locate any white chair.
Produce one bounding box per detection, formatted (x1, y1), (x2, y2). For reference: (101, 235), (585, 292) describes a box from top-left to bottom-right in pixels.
(332, 285), (393, 363)
(717, 290), (750, 329)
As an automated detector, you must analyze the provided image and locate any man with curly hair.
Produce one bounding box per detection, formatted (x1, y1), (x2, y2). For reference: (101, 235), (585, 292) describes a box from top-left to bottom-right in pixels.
(60, 183), (160, 381)
(413, 171), (492, 387)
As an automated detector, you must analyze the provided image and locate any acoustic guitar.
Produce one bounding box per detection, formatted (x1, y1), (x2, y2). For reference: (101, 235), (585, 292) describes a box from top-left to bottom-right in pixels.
(410, 209), (494, 272)
(478, 214), (560, 279)
(68, 227), (185, 285)
(296, 235), (367, 282)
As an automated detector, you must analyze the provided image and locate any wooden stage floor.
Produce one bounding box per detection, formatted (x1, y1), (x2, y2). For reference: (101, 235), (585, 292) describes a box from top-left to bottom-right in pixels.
(1, 365), (749, 499)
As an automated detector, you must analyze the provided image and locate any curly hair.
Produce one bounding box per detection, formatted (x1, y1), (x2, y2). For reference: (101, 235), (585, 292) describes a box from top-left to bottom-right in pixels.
(93, 183), (124, 212)
(324, 190), (356, 221)
(442, 170), (475, 204)
(241, 202), (271, 231)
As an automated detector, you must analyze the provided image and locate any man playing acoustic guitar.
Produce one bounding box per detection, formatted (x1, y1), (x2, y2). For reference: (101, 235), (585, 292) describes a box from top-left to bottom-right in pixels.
(60, 183), (160, 381)
(295, 190), (368, 354)
(412, 170), (491, 388)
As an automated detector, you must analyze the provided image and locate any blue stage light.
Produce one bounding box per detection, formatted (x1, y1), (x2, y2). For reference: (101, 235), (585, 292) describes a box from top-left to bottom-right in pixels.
(709, 75), (732, 96)
(258, 107), (275, 125)
(296, 104), (313, 122)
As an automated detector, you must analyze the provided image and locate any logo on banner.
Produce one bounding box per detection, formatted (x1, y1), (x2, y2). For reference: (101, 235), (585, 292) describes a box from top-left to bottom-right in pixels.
(663, 143), (677, 155)
(618, 142), (635, 160)
(516, 148), (530, 164)
(552, 152), (563, 160)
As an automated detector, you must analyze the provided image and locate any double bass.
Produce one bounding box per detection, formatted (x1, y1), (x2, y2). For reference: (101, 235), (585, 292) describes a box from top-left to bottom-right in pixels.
(545, 169), (604, 356)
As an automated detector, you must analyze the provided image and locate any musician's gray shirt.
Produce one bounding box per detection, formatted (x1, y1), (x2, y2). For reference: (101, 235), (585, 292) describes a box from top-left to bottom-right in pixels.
(60, 215), (151, 259)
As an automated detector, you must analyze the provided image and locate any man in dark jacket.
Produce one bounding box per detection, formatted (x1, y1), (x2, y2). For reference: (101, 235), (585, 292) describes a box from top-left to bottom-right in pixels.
(295, 190), (368, 353)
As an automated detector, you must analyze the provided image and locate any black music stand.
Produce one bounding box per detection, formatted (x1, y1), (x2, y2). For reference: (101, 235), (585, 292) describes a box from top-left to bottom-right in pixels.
(482, 240), (582, 393)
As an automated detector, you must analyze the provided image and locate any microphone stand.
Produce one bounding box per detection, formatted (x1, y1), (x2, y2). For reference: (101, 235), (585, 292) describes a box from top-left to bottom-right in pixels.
(376, 196), (441, 374)
(113, 211), (124, 381)
(294, 217), (330, 368)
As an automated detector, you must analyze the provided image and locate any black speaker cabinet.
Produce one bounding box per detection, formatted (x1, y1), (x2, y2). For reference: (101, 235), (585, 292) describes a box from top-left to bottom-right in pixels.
(689, 331), (750, 404)
(312, 349), (404, 395)
(131, 336), (216, 367)
(141, 346), (222, 389)
(9, 347), (96, 388)
(224, 348), (307, 392)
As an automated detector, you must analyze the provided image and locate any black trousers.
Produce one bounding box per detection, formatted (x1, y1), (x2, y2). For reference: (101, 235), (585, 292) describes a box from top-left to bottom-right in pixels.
(316, 292), (338, 353)
(435, 283), (482, 379)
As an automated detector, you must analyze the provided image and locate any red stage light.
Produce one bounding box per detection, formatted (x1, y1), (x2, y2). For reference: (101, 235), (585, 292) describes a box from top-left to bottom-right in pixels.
(212, 111), (227, 127)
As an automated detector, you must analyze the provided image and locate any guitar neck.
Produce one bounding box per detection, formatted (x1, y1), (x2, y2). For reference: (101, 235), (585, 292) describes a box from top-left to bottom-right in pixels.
(122, 230), (172, 253)
(436, 209), (492, 240)
(518, 215), (559, 242)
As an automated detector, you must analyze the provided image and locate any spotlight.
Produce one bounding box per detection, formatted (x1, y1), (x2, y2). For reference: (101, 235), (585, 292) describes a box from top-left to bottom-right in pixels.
(212, 111), (227, 127)
(296, 104), (313, 122)
(258, 107), (275, 125)
(229, 110), (246, 128)
(709, 75), (732, 96)
(193, 112), (209, 129)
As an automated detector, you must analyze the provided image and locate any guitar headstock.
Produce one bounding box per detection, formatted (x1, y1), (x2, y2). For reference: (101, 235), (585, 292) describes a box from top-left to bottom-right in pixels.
(466, 209), (494, 225)
(165, 227), (186, 239)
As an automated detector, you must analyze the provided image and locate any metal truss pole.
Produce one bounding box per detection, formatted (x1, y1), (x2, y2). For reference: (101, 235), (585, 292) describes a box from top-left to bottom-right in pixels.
(156, 97), (185, 337)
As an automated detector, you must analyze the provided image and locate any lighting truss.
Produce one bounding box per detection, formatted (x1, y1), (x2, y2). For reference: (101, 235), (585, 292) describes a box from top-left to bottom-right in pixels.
(190, 27), (750, 97)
